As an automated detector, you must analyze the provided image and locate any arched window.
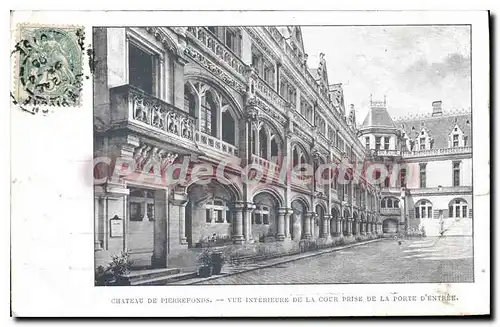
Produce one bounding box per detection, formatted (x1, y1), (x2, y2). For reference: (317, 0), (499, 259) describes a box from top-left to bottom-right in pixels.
(449, 199), (468, 218)
(415, 200), (433, 219)
(259, 127), (268, 159)
(271, 137), (279, 158)
(204, 198), (231, 224)
(221, 110), (235, 145)
(201, 91), (217, 137)
(184, 85), (196, 117)
(292, 146), (299, 167)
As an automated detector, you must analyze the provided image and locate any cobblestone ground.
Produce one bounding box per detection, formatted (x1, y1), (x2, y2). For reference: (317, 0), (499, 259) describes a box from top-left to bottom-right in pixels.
(198, 236), (473, 284)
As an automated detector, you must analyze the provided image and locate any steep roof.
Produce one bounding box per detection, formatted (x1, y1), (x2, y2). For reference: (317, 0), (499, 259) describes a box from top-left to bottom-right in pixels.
(395, 111), (472, 149)
(360, 106), (396, 129)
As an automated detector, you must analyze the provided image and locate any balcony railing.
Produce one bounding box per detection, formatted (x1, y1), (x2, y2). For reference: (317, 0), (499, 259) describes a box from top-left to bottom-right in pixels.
(186, 27), (247, 78)
(195, 131), (238, 156)
(407, 186), (472, 195)
(402, 146), (472, 158)
(109, 85), (195, 141)
(381, 207), (401, 215)
(253, 74), (287, 110)
(373, 149), (401, 157)
(250, 154), (281, 174)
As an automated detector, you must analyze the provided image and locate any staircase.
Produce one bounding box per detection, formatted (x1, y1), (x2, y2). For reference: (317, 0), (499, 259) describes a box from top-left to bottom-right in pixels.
(123, 268), (197, 286)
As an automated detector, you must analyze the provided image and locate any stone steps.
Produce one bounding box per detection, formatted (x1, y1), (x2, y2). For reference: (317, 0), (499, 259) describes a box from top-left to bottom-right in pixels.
(123, 267), (182, 285)
(130, 271), (198, 286)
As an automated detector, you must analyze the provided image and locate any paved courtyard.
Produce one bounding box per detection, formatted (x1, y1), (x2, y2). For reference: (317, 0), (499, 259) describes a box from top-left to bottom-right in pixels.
(197, 236), (473, 284)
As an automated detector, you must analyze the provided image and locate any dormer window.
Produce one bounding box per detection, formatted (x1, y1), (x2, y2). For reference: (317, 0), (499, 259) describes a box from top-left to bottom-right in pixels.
(453, 134), (459, 147)
(419, 137), (426, 150)
(384, 137), (390, 150)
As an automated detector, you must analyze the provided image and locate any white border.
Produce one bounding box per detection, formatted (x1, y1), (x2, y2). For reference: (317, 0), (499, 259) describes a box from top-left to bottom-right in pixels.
(9, 10), (490, 317)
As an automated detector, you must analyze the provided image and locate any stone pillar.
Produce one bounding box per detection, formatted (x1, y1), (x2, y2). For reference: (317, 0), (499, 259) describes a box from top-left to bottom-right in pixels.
(347, 219), (353, 236)
(152, 189), (169, 267)
(322, 214), (331, 238)
(94, 196), (103, 250)
(336, 218), (342, 237)
(310, 213), (316, 239)
(303, 212), (313, 239)
(232, 202), (245, 244)
(355, 221), (360, 235)
(170, 190), (188, 245)
(243, 203), (255, 242)
(284, 209), (292, 239)
(276, 208), (287, 241)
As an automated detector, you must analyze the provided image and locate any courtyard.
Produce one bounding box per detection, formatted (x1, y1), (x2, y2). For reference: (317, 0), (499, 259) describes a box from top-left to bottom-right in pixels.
(196, 236), (473, 285)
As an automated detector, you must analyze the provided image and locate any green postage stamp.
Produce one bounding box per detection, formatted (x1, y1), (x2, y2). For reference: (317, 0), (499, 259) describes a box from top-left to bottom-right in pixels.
(12, 25), (85, 107)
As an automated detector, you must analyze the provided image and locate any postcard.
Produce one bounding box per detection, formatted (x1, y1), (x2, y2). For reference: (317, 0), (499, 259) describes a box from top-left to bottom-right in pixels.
(10, 10), (490, 317)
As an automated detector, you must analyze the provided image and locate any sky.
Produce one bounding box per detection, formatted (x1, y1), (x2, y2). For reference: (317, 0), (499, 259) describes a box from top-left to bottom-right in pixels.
(300, 26), (471, 124)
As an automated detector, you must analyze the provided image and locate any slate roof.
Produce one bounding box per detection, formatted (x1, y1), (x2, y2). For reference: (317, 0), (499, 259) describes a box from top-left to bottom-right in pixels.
(360, 106), (396, 129)
(395, 112), (472, 149)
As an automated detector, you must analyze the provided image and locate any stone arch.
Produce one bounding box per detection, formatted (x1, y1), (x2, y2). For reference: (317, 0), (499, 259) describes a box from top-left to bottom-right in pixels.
(448, 197), (469, 218)
(290, 197), (308, 241)
(314, 203), (326, 238)
(290, 194), (311, 212)
(251, 187), (284, 209)
(185, 176), (243, 204)
(185, 180), (240, 247)
(184, 74), (244, 120)
(382, 218), (398, 233)
(252, 191), (281, 241)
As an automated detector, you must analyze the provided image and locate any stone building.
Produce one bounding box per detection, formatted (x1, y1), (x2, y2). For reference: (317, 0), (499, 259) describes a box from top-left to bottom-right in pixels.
(93, 26), (383, 269)
(358, 99), (473, 237)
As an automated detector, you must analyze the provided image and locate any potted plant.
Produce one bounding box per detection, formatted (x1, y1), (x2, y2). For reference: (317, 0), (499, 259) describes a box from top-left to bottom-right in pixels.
(211, 250), (225, 275)
(197, 248), (213, 278)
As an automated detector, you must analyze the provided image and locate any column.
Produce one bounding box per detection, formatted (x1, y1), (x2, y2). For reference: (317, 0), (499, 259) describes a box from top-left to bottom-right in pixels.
(243, 203), (255, 242)
(336, 218), (342, 237)
(170, 190), (188, 245)
(152, 189), (168, 267)
(355, 220), (360, 235)
(284, 209), (292, 239)
(347, 219), (352, 236)
(276, 208), (287, 241)
(232, 202), (244, 244)
(94, 196), (102, 250)
(303, 212), (313, 239)
(322, 214), (331, 238)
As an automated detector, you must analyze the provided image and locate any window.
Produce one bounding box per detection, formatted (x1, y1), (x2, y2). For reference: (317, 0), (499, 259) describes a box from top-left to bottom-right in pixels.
(449, 199), (468, 218)
(147, 203), (154, 220)
(420, 137), (426, 150)
(130, 202), (143, 221)
(453, 134), (459, 147)
(400, 168), (407, 188)
(419, 163), (427, 188)
(224, 28), (240, 55)
(251, 48), (263, 76)
(200, 91), (216, 136)
(205, 199), (231, 224)
(263, 64), (275, 86)
(384, 137), (390, 150)
(253, 206), (270, 225)
(129, 43), (156, 95)
(375, 137), (381, 150)
(365, 137), (370, 150)
(453, 161), (461, 186)
(415, 200), (432, 219)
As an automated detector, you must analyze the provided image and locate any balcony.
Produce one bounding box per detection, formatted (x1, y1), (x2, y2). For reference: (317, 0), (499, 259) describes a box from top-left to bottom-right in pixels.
(252, 73), (287, 111)
(109, 85), (195, 142)
(251, 154), (281, 174)
(195, 131), (238, 157)
(381, 207), (401, 215)
(402, 146), (472, 158)
(373, 149), (402, 157)
(407, 186), (472, 196)
(186, 27), (246, 79)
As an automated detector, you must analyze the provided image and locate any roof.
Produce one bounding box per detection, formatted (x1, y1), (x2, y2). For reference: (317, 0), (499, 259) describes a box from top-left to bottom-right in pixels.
(395, 111), (472, 149)
(360, 106), (396, 129)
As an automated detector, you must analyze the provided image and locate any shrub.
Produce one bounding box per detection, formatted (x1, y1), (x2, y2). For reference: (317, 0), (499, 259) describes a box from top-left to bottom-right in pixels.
(335, 238), (345, 246)
(95, 251), (134, 286)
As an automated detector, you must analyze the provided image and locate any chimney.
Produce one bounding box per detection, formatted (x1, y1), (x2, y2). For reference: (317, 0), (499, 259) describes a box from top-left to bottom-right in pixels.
(432, 101), (443, 116)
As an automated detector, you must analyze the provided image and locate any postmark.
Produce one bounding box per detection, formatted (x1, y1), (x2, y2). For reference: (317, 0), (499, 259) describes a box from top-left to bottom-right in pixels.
(12, 25), (85, 108)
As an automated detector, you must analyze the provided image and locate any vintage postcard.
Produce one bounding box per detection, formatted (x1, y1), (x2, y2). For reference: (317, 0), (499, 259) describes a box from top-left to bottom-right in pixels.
(10, 10), (490, 317)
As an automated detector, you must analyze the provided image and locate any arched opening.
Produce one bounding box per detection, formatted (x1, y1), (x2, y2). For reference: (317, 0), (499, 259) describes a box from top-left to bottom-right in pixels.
(259, 127), (268, 159)
(221, 109), (235, 145)
(252, 192), (280, 242)
(352, 212), (358, 234)
(383, 218), (398, 233)
(330, 207), (339, 236)
(186, 181), (236, 248)
(415, 199), (433, 219)
(184, 84), (197, 118)
(381, 197), (400, 208)
(271, 137), (279, 158)
(343, 209), (350, 236)
(291, 199), (307, 241)
(200, 90), (217, 137)
(315, 205), (325, 238)
(448, 198), (468, 218)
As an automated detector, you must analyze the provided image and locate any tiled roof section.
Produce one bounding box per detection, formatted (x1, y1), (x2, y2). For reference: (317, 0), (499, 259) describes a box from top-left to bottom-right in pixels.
(360, 106), (396, 129)
(396, 112), (472, 149)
